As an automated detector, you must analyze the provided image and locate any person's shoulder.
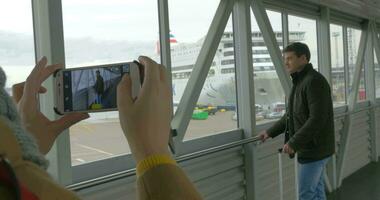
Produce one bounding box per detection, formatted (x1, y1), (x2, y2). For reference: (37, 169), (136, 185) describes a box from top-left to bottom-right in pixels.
(308, 69), (328, 84)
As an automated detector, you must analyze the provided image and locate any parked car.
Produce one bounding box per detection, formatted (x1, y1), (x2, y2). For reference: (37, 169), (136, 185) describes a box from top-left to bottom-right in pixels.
(267, 111), (283, 119)
(232, 112), (265, 121)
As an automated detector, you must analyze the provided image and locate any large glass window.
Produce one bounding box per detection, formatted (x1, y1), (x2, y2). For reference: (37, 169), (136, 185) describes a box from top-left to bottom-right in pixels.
(375, 49), (380, 98)
(330, 24), (345, 106)
(169, 0), (238, 141)
(250, 10), (286, 125)
(0, 2), (35, 94)
(62, 0), (159, 165)
(288, 15), (319, 70)
(346, 28), (366, 101)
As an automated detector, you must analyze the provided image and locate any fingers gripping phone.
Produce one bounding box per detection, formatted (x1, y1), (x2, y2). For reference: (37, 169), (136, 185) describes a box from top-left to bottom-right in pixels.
(54, 61), (141, 115)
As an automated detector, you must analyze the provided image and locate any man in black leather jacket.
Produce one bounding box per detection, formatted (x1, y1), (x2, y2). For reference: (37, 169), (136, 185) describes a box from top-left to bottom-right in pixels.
(259, 42), (335, 200)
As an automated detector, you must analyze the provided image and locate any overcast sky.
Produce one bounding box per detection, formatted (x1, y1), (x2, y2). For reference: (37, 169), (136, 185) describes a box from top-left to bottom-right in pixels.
(0, 0), (315, 42)
(0, 0), (362, 87)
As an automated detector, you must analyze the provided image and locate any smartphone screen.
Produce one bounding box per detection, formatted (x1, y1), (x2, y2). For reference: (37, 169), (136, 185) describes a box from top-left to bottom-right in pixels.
(61, 63), (131, 112)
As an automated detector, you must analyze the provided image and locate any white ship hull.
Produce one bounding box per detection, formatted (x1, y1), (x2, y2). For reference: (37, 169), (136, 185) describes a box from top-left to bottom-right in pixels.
(172, 70), (285, 109)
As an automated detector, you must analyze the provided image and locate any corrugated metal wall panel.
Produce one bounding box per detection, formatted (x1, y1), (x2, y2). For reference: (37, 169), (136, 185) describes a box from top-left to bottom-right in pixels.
(181, 149), (243, 178)
(342, 110), (371, 178)
(376, 107), (380, 155)
(180, 146), (246, 200)
(206, 184), (245, 200)
(196, 168), (245, 198)
(75, 107), (376, 200)
(256, 135), (297, 200)
(77, 147), (246, 200)
(334, 117), (345, 153)
(78, 176), (137, 200)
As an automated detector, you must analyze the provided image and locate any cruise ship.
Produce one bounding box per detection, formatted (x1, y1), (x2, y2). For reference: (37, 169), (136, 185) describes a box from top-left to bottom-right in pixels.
(168, 31), (305, 110)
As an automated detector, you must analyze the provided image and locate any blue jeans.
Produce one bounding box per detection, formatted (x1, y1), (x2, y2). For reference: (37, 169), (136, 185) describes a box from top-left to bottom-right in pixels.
(298, 157), (330, 200)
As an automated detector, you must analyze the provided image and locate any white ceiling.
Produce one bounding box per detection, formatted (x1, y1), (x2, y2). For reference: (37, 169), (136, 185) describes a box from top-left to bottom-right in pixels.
(307, 0), (380, 21)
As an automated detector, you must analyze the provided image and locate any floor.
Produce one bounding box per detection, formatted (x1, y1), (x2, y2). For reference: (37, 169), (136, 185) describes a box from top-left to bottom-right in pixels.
(327, 162), (380, 200)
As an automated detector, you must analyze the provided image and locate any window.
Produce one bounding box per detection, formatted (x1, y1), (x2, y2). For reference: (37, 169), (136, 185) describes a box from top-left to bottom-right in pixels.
(375, 49), (380, 98)
(251, 10), (286, 125)
(288, 14), (319, 70)
(330, 24), (346, 106)
(224, 51), (234, 57)
(252, 41), (284, 47)
(221, 68), (235, 74)
(0, 2), (35, 94)
(346, 28), (365, 101)
(224, 43), (234, 48)
(253, 50), (269, 54)
(221, 59), (235, 65)
(170, 1), (237, 141)
(62, 0), (159, 165)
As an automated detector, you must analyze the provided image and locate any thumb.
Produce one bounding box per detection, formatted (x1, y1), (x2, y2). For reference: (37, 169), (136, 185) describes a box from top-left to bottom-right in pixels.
(52, 112), (89, 133)
(117, 74), (134, 111)
(12, 82), (25, 103)
(38, 86), (47, 94)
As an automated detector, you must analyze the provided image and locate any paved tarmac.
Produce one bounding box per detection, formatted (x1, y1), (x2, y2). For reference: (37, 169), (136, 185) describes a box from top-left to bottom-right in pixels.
(70, 111), (254, 165)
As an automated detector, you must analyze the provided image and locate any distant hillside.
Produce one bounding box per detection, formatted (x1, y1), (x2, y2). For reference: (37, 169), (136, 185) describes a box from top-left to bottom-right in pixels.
(0, 30), (157, 66)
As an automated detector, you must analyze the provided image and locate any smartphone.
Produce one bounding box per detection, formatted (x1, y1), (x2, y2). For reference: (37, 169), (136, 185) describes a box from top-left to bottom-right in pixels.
(54, 61), (141, 115)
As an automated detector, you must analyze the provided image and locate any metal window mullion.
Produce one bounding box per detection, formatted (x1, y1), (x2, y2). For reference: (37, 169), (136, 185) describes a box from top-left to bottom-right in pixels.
(171, 0), (234, 146)
(251, 0), (291, 97)
(343, 26), (350, 104)
(317, 8), (335, 190)
(368, 21), (380, 161)
(317, 7), (332, 84)
(282, 12), (289, 47)
(337, 21), (369, 187)
(374, 26), (380, 65)
(233, 0), (258, 199)
(157, 0), (172, 80)
(31, 0), (72, 185)
(157, 0), (177, 153)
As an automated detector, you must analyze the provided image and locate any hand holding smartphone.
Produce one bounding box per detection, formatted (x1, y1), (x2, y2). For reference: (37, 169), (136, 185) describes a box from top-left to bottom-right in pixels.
(53, 58), (175, 154)
(54, 61), (141, 115)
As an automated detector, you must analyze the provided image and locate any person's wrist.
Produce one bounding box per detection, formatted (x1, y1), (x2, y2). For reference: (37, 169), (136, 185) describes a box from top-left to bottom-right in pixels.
(132, 146), (171, 164)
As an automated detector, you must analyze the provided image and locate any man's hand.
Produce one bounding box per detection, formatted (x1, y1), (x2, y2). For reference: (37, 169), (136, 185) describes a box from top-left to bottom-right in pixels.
(258, 130), (270, 142)
(117, 56), (172, 163)
(282, 143), (295, 155)
(13, 57), (89, 155)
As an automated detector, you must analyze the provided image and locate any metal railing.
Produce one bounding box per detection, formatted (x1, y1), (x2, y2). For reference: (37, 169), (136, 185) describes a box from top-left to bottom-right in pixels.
(68, 103), (379, 192)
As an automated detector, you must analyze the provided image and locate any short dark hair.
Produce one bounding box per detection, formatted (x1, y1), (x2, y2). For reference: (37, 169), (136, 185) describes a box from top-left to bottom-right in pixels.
(283, 42), (310, 62)
(96, 70), (100, 73)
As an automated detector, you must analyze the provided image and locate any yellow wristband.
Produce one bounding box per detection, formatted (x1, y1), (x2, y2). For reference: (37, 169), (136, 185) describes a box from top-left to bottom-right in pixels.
(136, 154), (176, 177)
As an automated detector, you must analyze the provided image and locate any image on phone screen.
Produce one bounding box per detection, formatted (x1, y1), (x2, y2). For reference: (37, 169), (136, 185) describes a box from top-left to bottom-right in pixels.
(62, 64), (130, 112)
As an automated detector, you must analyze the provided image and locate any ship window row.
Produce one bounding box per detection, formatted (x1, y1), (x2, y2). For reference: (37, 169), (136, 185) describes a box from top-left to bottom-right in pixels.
(221, 59), (235, 65)
(253, 50), (269, 54)
(253, 58), (272, 63)
(254, 66), (275, 71)
(173, 50), (199, 56)
(224, 49), (282, 57)
(172, 69), (215, 79)
(172, 71), (192, 79)
(223, 51), (234, 57)
(223, 41), (283, 48)
(221, 66), (276, 74)
(252, 32), (283, 38)
(222, 58), (274, 66)
(221, 68), (235, 74)
(172, 62), (216, 72)
(222, 32), (283, 40)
